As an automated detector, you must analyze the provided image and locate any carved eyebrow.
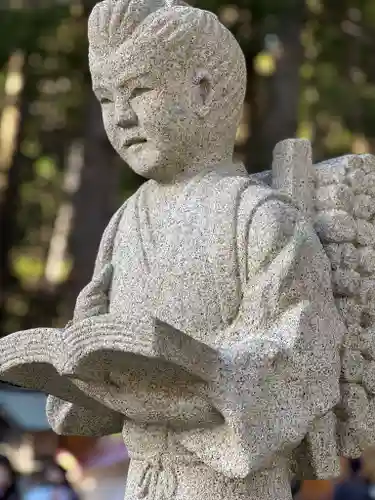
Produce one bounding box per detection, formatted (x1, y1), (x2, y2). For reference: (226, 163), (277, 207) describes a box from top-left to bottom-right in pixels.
(92, 71), (153, 96)
(93, 86), (109, 94)
(116, 70), (152, 88)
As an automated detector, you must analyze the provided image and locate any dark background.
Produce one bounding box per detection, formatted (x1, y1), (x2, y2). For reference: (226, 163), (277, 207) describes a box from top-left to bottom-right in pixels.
(0, 0), (372, 336)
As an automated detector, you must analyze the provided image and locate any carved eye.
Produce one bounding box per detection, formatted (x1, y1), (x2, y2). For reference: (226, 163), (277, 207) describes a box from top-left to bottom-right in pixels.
(130, 87), (152, 99)
(99, 96), (112, 105)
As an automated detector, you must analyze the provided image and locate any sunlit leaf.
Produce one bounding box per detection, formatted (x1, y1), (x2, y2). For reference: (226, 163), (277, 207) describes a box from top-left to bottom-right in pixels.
(45, 258), (73, 285)
(21, 139), (41, 158)
(254, 51), (276, 76)
(300, 63), (314, 80)
(34, 155), (57, 180)
(11, 253), (44, 284)
(297, 121), (313, 140)
(306, 0), (323, 15)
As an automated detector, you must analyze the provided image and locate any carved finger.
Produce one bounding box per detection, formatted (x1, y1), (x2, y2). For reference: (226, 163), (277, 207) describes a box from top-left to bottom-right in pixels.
(74, 263), (113, 320)
(46, 395), (123, 436)
(89, 262), (113, 293)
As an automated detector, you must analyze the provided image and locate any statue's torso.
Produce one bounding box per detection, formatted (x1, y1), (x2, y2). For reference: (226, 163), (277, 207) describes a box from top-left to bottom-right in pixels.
(108, 178), (229, 344)
(107, 168), (281, 350)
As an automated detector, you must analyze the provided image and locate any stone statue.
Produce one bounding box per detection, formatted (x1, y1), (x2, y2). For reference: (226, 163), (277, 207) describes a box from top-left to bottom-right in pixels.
(0, 0), (373, 499)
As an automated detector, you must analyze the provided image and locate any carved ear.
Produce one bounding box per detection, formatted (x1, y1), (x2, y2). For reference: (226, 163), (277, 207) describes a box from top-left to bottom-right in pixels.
(192, 69), (213, 117)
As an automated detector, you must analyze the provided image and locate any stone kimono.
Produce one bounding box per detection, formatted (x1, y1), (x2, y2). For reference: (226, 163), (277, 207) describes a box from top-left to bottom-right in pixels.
(0, 162), (344, 499)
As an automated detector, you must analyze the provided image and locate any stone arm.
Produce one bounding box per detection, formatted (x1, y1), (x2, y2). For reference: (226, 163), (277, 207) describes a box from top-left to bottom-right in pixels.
(72, 202), (127, 322)
(0, 203), (128, 436)
(173, 198), (345, 479)
(48, 197), (222, 435)
(47, 203), (129, 435)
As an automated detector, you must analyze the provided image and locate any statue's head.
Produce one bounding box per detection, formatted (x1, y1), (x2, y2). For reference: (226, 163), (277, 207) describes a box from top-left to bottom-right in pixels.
(88, 0), (246, 182)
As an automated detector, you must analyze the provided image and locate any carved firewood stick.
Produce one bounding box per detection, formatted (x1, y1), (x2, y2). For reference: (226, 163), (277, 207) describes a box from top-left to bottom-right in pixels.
(272, 138), (315, 220)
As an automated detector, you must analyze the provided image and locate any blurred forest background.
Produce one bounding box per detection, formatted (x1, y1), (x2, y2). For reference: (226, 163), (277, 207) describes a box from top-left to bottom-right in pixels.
(0, 0), (373, 336)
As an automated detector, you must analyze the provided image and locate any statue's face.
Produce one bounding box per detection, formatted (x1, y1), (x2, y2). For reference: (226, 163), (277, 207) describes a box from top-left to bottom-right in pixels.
(93, 52), (208, 181)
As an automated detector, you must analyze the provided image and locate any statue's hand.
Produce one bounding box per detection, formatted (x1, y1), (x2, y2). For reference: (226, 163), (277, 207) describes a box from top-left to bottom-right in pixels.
(73, 263), (113, 321)
(47, 262), (124, 436)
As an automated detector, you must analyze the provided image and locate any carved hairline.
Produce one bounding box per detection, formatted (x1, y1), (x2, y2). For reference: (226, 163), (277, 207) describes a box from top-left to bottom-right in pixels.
(88, 0), (246, 116)
(87, 0), (244, 65)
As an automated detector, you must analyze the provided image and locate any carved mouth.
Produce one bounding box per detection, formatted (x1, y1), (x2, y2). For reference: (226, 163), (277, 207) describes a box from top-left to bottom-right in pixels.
(124, 138), (147, 148)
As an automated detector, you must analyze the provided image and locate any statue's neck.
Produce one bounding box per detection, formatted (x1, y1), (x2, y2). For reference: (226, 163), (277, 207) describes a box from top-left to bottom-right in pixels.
(146, 159), (246, 210)
(155, 155), (244, 186)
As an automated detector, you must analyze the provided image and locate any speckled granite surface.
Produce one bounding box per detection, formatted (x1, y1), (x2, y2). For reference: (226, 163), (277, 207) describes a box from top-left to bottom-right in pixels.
(0, 1), (371, 499)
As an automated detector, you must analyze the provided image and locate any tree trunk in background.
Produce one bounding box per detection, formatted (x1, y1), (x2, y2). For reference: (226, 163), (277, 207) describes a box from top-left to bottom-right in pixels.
(0, 52), (28, 337)
(63, 92), (119, 318)
(246, 0), (306, 173)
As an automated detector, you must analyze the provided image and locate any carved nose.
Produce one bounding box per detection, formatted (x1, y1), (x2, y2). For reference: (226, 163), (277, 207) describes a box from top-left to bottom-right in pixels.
(115, 105), (138, 129)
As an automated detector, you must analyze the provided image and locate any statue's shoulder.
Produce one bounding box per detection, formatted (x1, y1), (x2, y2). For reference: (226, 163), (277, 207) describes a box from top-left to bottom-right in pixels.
(110, 183), (148, 228)
(203, 163), (289, 210)
(200, 165), (300, 246)
(238, 174), (300, 235)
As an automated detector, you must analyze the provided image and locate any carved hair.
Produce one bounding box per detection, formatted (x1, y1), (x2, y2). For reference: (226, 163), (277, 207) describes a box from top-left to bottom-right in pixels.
(88, 0), (246, 122)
